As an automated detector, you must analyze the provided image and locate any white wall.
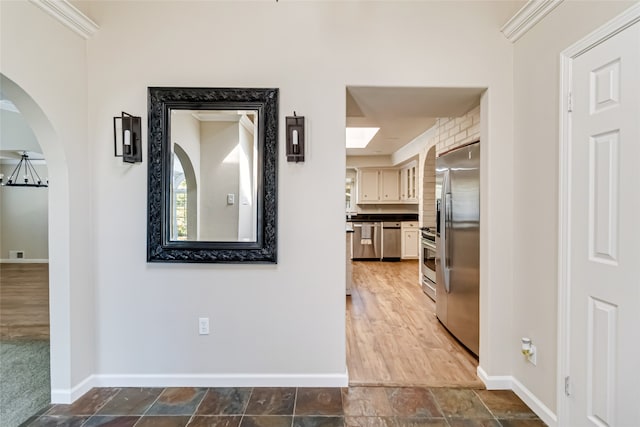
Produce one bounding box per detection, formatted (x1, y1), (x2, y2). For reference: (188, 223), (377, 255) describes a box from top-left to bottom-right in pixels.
(199, 121), (239, 241)
(237, 118), (256, 241)
(0, 163), (49, 260)
(511, 0), (636, 414)
(0, 1), (95, 401)
(85, 0), (518, 387)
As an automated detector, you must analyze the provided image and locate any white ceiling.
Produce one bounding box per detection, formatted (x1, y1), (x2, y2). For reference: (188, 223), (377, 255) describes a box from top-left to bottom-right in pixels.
(346, 86), (485, 156)
(0, 98), (44, 163)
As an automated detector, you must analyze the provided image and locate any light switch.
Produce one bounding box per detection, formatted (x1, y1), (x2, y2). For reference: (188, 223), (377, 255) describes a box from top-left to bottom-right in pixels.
(227, 193), (235, 205)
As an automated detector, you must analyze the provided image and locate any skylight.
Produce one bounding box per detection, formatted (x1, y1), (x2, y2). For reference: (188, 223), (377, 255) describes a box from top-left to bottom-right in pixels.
(345, 127), (379, 148)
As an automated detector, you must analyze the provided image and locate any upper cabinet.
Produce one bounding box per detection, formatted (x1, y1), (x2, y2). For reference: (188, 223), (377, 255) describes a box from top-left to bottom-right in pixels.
(358, 169), (380, 202)
(357, 165), (416, 204)
(400, 161), (418, 203)
(381, 169), (400, 201)
(346, 168), (358, 214)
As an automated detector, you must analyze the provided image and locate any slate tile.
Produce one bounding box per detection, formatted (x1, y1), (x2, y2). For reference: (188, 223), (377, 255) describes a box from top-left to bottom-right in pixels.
(293, 416), (344, 427)
(96, 388), (162, 415)
(196, 388), (252, 415)
(82, 415), (140, 426)
(295, 388), (343, 415)
(386, 388), (442, 418)
(392, 419), (448, 427)
(344, 417), (395, 427)
(188, 415), (243, 427)
(474, 390), (537, 419)
(430, 389), (492, 419)
(245, 388), (296, 415)
(240, 415), (293, 427)
(447, 419), (502, 427)
(25, 415), (90, 426)
(342, 387), (394, 417)
(135, 415), (191, 427)
(498, 419), (547, 427)
(146, 387), (207, 416)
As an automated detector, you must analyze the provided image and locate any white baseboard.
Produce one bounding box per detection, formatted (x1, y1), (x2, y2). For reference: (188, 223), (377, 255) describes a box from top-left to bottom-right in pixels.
(0, 259), (49, 263)
(511, 376), (558, 427)
(51, 374), (96, 404)
(477, 366), (512, 389)
(51, 371), (349, 403)
(477, 366), (557, 427)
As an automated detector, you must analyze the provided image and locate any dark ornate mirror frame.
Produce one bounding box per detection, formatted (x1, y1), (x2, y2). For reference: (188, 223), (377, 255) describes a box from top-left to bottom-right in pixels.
(147, 87), (278, 263)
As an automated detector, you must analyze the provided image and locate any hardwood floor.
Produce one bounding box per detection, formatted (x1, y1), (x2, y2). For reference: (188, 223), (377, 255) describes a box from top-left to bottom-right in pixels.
(0, 263), (49, 340)
(346, 260), (483, 388)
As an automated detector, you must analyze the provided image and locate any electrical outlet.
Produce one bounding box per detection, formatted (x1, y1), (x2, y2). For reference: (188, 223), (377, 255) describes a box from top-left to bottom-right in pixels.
(521, 337), (537, 366)
(527, 344), (537, 365)
(198, 317), (210, 335)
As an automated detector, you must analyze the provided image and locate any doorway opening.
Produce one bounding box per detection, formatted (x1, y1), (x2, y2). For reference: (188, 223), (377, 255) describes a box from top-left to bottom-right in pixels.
(0, 94), (51, 426)
(344, 86), (484, 387)
(0, 72), (71, 422)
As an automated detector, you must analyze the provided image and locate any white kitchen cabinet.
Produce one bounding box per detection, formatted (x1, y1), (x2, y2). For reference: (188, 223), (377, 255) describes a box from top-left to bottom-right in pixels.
(401, 221), (419, 259)
(380, 169), (400, 201)
(358, 169), (380, 202)
(400, 161), (418, 203)
(357, 168), (401, 203)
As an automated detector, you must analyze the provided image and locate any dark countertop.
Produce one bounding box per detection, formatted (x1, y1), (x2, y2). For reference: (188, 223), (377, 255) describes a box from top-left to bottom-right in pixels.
(346, 213), (419, 222)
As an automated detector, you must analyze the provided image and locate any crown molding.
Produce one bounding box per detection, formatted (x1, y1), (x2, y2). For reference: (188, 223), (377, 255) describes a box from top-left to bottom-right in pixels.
(29, 0), (99, 39)
(501, 0), (563, 43)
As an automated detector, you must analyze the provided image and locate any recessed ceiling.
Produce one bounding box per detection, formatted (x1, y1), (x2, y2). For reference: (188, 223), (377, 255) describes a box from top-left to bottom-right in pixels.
(346, 86), (485, 156)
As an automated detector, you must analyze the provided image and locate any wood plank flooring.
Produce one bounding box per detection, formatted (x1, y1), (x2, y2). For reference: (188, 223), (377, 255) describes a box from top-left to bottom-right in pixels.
(346, 260), (483, 388)
(0, 263), (49, 340)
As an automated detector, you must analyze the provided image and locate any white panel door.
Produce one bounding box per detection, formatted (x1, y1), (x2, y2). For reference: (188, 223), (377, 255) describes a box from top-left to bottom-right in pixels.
(568, 22), (640, 426)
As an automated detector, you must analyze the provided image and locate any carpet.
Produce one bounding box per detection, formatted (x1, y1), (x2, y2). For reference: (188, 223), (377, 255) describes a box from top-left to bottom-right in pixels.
(0, 340), (50, 427)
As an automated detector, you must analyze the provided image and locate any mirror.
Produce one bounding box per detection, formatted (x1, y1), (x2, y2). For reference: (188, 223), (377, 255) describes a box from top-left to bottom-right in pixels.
(147, 87), (278, 263)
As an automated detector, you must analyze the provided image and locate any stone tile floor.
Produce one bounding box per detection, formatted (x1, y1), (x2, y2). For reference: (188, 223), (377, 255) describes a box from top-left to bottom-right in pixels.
(21, 386), (547, 427)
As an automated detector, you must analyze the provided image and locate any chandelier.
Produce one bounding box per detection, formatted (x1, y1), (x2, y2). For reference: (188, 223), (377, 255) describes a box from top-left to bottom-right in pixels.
(0, 152), (48, 187)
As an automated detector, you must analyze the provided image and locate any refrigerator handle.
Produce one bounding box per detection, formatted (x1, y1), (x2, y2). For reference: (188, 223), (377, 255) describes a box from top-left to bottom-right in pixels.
(440, 170), (451, 293)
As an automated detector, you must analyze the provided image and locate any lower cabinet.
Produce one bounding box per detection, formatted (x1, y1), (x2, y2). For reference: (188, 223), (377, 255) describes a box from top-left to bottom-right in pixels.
(401, 222), (419, 259)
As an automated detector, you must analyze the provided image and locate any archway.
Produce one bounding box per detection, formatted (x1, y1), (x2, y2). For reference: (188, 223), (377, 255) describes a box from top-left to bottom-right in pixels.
(0, 73), (71, 405)
(172, 143), (198, 240)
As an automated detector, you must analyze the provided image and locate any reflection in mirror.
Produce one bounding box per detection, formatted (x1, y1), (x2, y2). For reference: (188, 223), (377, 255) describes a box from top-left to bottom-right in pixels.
(147, 86), (278, 263)
(169, 110), (258, 242)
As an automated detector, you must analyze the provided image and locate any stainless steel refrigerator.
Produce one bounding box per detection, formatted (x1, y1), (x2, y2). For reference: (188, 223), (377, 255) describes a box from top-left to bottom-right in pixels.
(435, 141), (480, 356)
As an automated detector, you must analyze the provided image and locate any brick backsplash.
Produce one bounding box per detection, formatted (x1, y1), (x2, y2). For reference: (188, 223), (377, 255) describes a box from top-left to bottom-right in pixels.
(435, 104), (480, 155)
(419, 103), (479, 228)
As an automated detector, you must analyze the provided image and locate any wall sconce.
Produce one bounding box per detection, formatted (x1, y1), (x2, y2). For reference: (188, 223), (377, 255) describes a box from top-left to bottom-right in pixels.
(286, 112), (305, 162)
(113, 111), (142, 163)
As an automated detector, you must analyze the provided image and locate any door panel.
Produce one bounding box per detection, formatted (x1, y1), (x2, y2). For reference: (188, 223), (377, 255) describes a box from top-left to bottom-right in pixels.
(568, 22), (640, 426)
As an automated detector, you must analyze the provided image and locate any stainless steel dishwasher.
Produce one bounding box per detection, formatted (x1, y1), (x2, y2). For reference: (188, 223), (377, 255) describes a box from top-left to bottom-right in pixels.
(382, 222), (402, 261)
(351, 222), (382, 260)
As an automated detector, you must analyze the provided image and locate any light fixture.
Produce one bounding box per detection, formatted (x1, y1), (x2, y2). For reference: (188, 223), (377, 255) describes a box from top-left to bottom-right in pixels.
(113, 111), (142, 163)
(286, 112), (305, 162)
(0, 152), (48, 187)
(346, 127), (379, 148)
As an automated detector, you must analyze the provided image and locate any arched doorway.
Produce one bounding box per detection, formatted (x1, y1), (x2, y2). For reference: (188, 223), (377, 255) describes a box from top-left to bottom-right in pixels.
(0, 73), (71, 413)
(0, 90), (51, 426)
